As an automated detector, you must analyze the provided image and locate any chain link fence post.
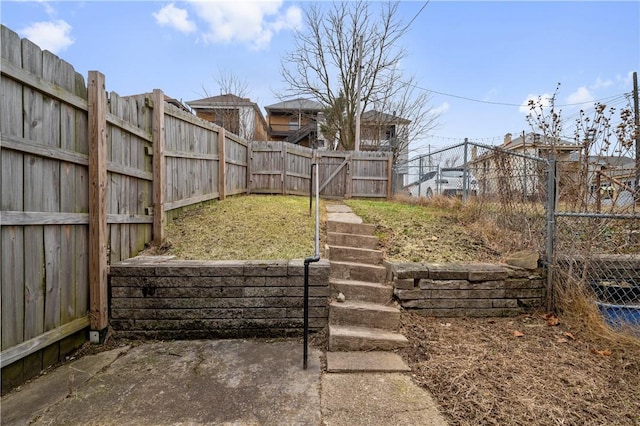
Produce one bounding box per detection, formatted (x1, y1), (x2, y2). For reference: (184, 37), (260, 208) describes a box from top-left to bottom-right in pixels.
(546, 153), (557, 312)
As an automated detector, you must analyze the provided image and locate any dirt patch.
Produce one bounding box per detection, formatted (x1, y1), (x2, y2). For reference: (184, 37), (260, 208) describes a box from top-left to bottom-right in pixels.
(400, 311), (640, 425)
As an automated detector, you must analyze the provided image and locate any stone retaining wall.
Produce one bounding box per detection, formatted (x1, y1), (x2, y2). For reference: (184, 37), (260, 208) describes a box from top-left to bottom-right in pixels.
(109, 257), (330, 339)
(386, 261), (546, 317)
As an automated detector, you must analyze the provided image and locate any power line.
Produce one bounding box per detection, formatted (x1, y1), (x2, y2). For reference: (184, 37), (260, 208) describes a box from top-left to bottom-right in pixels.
(403, 1), (430, 32)
(405, 79), (631, 108)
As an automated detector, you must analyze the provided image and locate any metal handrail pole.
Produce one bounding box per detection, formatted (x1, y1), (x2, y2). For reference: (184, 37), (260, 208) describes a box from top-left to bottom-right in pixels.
(303, 151), (321, 370)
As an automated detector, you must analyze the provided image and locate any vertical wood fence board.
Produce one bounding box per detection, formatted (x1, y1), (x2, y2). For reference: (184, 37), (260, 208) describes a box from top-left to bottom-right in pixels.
(218, 127), (226, 200)
(42, 50), (64, 332)
(387, 155), (393, 199)
(152, 89), (165, 244)
(59, 225), (76, 324)
(22, 37), (48, 342)
(88, 71), (108, 331)
(56, 59), (80, 325)
(1, 227), (24, 350)
(44, 225), (61, 331)
(247, 142), (253, 195)
(23, 226), (44, 340)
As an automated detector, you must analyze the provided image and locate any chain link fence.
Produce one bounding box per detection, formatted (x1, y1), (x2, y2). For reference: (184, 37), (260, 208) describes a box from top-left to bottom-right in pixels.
(396, 140), (640, 335)
(397, 140), (551, 257)
(552, 152), (640, 334)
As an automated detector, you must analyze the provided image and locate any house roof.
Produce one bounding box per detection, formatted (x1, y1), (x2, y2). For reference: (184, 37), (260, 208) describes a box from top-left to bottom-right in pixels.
(361, 110), (411, 125)
(186, 94), (256, 109)
(588, 155), (636, 168)
(164, 95), (192, 113)
(264, 98), (324, 112)
(506, 133), (577, 150)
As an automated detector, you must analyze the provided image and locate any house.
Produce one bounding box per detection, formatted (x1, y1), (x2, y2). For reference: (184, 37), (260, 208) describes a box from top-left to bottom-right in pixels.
(360, 110), (412, 187)
(164, 95), (192, 113)
(186, 94), (268, 141)
(264, 98), (324, 147)
(586, 155), (637, 199)
(470, 132), (580, 198)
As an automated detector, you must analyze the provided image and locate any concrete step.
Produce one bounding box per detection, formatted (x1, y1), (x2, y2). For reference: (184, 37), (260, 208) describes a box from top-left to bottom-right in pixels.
(330, 278), (393, 304)
(330, 301), (401, 331)
(326, 352), (410, 373)
(327, 232), (379, 250)
(327, 221), (376, 236)
(327, 245), (383, 265)
(330, 261), (388, 284)
(328, 325), (409, 352)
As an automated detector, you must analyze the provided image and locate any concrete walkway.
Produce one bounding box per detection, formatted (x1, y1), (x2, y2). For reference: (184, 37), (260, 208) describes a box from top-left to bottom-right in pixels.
(2, 339), (447, 425)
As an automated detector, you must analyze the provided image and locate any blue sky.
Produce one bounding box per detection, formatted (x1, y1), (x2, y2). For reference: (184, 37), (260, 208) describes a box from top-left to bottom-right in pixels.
(2, 1), (638, 156)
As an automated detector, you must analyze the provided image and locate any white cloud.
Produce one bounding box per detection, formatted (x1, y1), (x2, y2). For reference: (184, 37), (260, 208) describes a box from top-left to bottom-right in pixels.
(590, 77), (613, 90)
(519, 93), (553, 115)
(153, 3), (196, 33)
(566, 86), (594, 104)
(616, 71), (634, 87)
(189, 1), (302, 50)
(34, 0), (56, 17)
(432, 102), (450, 115)
(20, 20), (74, 53)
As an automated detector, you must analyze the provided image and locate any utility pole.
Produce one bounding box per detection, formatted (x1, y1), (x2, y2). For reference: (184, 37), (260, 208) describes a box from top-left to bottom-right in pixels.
(634, 71), (639, 202)
(354, 35), (363, 151)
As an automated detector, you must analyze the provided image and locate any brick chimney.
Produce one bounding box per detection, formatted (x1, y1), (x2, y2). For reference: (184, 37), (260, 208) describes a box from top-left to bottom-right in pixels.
(504, 133), (512, 146)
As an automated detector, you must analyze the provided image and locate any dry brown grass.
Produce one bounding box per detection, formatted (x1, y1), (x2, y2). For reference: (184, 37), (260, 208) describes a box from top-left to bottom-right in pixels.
(401, 310), (640, 426)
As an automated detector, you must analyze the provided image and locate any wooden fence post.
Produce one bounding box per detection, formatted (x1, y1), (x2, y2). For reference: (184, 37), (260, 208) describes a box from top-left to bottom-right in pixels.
(87, 71), (108, 340)
(282, 142), (287, 195)
(218, 127), (226, 200)
(346, 153), (353, 199)
(387, 154), (394, 199)
(152, 89), (165, 245)
(247, 141), (253, 195)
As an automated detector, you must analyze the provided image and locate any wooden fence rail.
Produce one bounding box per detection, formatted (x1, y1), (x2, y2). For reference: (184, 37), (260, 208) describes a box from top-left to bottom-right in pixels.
(0, 24), (392, 372)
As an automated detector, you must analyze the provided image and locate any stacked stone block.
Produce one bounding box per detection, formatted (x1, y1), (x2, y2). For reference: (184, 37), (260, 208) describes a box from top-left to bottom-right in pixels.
(386, 261), (546, 317)
(109, 257), (330, 339)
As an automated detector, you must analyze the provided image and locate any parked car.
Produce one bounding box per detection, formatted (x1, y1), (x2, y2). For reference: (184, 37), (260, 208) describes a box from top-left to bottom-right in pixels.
(408, 167), (478, 198)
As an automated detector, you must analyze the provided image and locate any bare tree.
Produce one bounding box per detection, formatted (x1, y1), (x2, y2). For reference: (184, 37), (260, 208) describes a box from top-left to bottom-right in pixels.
(364, 72), (440, 166)
(280, 1), (436, 151)
(527, 84), (637, 210)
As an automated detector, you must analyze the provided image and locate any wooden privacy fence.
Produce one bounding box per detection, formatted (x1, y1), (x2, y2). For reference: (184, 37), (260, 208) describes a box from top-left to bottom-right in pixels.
(0, 25), (248, 368)
(0, 24), (392, 369)
(249, 142), (393, 198)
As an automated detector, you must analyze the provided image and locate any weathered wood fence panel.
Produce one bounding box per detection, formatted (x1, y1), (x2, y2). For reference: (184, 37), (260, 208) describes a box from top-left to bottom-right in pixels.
(351, 151), (393, 198)
(284, 144), (313, 196)
(247, 142), (392, 198)
(249, 141), (285, 194)
(225, 133), (249, 196)
(318, 151), (350, 198)
(163, 103), (220, 212)
(106, 92), (153, 264)
(1, 27), (92, 363)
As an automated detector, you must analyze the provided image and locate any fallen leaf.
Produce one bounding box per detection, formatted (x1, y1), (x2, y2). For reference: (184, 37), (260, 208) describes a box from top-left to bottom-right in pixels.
(513, 330), (524, 337)
(591, 348), (612, 356)
(430, 236), (438, 241)
(557, 338), (569, 344)
(546, 315), (560, 326)
(564, 332), (576, 340)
